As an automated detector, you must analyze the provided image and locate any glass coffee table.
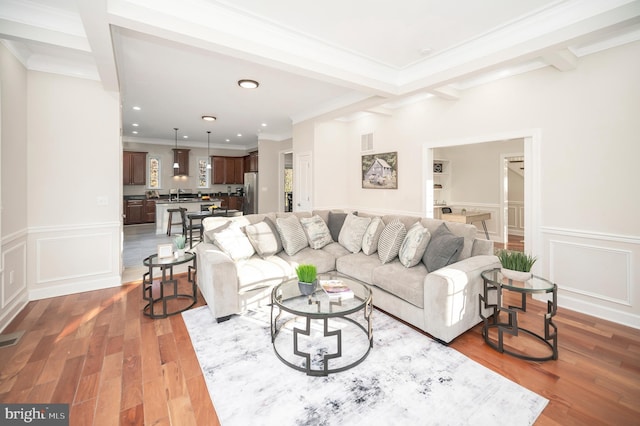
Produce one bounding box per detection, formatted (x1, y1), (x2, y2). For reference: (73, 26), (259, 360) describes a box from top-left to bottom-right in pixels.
(479, 268), (558, 361)
(270, 274), (373, 376)
(142, 252), (197, 319)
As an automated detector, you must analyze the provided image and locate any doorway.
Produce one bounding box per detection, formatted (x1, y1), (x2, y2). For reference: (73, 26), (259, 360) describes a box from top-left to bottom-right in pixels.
(279, 150), (293, 212)
(502, 154), (525, 251)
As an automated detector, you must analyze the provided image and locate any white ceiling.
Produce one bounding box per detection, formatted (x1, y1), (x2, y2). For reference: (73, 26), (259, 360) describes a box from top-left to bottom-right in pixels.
(1, 0), (639, 149)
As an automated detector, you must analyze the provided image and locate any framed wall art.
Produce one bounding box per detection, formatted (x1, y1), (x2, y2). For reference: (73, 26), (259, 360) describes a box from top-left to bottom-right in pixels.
(362, 151), (397, 189)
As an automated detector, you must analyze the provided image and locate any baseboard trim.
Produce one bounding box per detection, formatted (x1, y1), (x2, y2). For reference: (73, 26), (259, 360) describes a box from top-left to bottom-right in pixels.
(29, 275), (122, 301)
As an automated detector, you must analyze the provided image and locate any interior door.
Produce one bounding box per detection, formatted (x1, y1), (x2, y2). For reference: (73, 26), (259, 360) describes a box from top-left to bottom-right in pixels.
(295, 152), (312, 212)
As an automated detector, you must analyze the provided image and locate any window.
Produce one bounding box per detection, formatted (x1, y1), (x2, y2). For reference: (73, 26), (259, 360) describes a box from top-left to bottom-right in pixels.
(197, 157), (210, 188)
(148, 156), (161, 189)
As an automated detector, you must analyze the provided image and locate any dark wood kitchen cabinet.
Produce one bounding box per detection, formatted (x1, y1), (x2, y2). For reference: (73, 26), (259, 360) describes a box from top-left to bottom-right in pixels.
(245, 151), (258, 172)
(123, 151), (147, 185)
(212, 156), (244, 184)
(173, 149), (190, 176)
(143, 199), (156, 223)
(124, 200), (144, 224)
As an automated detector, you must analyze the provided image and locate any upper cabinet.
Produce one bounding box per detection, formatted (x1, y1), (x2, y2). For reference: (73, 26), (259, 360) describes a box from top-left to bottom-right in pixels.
(173, 149), (190, 176)
(245, 151), (259, 172)
(211, 156), (245, 184)
(123, 151), (147, 185)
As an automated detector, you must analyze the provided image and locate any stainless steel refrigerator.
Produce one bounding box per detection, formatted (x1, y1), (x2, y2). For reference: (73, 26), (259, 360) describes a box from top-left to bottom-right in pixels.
(243, 172), (258, 215)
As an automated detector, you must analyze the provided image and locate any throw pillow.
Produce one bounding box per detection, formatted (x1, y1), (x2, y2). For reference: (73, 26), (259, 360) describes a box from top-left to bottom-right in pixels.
(300, 215), (333, 249)
(327, 211), (348, 242)
(377, 219), (407, 264)
(361, 217), (384, 255)
(423, 223), (464, 272)
(212, 224), (255, 261)
(245, 220), (281, 258)
(338, 213), (371, 254)
(264, 217), (283, 253)
(275, 215), (309, 256)
(399, 222), (431, 268)
(203, 220), (231, 244)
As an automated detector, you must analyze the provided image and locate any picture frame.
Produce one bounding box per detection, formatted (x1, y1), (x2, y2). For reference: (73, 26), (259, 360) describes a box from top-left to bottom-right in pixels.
(362, 151), (398, 189)
(157, 243), (173, 259)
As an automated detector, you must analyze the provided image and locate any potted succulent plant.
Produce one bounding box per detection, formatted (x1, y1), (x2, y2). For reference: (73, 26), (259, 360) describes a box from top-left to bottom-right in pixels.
(174, 235), (187, 258)
(495, 249), (537, 281)
(296, 264), (318, 296)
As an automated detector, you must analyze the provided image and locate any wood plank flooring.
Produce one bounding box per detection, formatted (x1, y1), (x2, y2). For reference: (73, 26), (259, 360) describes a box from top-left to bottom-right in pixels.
(1, 275), (639, 425)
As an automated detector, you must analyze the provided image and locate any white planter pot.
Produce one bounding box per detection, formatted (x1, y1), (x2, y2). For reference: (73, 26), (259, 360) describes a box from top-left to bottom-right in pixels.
(501, 267), (532, 282)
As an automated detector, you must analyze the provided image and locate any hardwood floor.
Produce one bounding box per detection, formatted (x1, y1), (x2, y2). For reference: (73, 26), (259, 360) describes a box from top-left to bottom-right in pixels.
(1, 275), (639, 425)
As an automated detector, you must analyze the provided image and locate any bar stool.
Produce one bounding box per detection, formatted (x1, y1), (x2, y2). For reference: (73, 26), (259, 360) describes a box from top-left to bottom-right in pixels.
(166, 208), (184, 236)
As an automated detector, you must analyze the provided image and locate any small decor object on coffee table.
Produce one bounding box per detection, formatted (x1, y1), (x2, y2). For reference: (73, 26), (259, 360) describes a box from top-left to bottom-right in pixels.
(174, 234), (187, 258)
(320, 279), (354, 300)
(479, 268), (558, 361)
(295, 264), (317, 296)
(495, 249), (537, 281)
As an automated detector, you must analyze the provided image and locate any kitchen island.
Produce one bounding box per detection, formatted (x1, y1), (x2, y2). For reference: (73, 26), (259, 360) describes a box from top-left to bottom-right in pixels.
(155, 199), (222, 235)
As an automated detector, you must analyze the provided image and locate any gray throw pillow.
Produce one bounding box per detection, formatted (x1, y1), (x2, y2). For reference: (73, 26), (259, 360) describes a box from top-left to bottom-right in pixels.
(327, 211), (348, 242)
(423, 223), (464, 272)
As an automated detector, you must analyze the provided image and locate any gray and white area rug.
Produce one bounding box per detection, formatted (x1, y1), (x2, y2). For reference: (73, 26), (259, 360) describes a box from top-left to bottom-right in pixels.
(182, 305), (547, 425)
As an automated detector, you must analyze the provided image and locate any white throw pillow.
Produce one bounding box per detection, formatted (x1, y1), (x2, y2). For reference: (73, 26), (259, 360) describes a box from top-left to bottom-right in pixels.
(361, 217), (384, 255)
(399, 222), (431, 267)
(245, 220), (281, 258)
(275, 215), (309, 255)
(300, 215), (333, 249)
(338, 213), (372, 254)
(213, 224), (255, 261)
(377, 219), (407, 264)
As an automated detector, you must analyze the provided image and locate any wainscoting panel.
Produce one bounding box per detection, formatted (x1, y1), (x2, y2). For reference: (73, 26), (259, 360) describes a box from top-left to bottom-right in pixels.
(508, 201), (524, 236)
(542, 227), (640, 329)
(1, 232), (29, 331)
(28, 222), (122, 300)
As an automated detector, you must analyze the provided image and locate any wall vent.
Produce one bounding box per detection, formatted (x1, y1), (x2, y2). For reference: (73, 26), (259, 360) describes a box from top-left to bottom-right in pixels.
(0, 330), (25, 348)
(361, 133), (373, 151)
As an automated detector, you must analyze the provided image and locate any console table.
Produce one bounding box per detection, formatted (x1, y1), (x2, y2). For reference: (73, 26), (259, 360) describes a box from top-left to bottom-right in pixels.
(479, 268), (558, 361)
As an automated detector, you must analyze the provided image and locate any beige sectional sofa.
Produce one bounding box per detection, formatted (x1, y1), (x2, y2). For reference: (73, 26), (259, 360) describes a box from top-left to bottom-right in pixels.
(194, 210), (500, 343)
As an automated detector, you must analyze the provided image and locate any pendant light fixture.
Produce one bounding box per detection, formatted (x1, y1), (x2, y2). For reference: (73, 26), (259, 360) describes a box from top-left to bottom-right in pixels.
(173, 127), (179, 169)
(206, 131), (212, 169)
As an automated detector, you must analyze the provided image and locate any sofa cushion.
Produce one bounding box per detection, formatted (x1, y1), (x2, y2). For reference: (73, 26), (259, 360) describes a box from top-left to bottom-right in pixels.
(212, 224), (255, 261)
(328, 211), (348, 242)
(236, 255), (296, 293)
(300, 215), (333, 249)
(338, 213), (371, 253)
(377, 219), (407, 264)
(399, 222), (431, 268)
(276, 247), (336, 273)
(373, 260), (427, 308)
(335, 252), (380, 285)
(245, 220), (281, 258)
(423, 223), (464, 272)
(361, 217), (384, 255)
(275, 215), (309, 256)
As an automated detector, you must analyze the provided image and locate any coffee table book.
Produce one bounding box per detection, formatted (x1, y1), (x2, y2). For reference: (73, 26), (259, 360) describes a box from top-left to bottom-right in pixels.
(320, 279), (354, 300)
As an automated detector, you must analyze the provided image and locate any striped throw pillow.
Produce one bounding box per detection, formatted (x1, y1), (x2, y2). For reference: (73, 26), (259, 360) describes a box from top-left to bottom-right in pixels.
(275, 215), (309, 255)
(377, 219), (407, 264)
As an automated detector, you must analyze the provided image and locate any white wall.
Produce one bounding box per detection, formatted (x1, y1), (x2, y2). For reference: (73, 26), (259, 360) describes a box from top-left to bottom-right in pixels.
(258, 138), (292, 213)
(0, 42), (29, 330)
(26, 71), (122, 300)
(303, 41), (640, 328)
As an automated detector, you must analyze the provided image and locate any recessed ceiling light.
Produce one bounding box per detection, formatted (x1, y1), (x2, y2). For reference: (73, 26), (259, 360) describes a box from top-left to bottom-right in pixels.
(419, 47), (433, 56)
(201, 115), (217, 121)
(132, 131), (138, 134)
(238, 79), (259, 89)
(237, 133), (242, 137)
(183, 135), (188, 139)
(261, 123), (267, 127)
(225, 139), (230, 142)
(133, 106), (141, 110)
(132, 123), (139, 127)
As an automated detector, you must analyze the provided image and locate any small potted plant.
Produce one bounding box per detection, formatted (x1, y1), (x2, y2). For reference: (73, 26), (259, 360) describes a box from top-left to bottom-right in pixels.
(296, 264), (317, 296)
(174, 235), (187, 258)
(495, 249), (537, 281)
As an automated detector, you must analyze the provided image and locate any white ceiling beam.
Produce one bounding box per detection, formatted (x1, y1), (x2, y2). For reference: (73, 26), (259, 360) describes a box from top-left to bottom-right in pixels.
(365, 106), (393, 116)
(0, 18), (90, 51)
(543, 48), (578, 71)
(428, 86), (461, 101)
(78, 0), (119, 92)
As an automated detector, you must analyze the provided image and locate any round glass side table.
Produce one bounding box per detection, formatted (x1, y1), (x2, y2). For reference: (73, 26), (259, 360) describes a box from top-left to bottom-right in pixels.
(142, 252), (197, 318)
(479, 268), (558, 361)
